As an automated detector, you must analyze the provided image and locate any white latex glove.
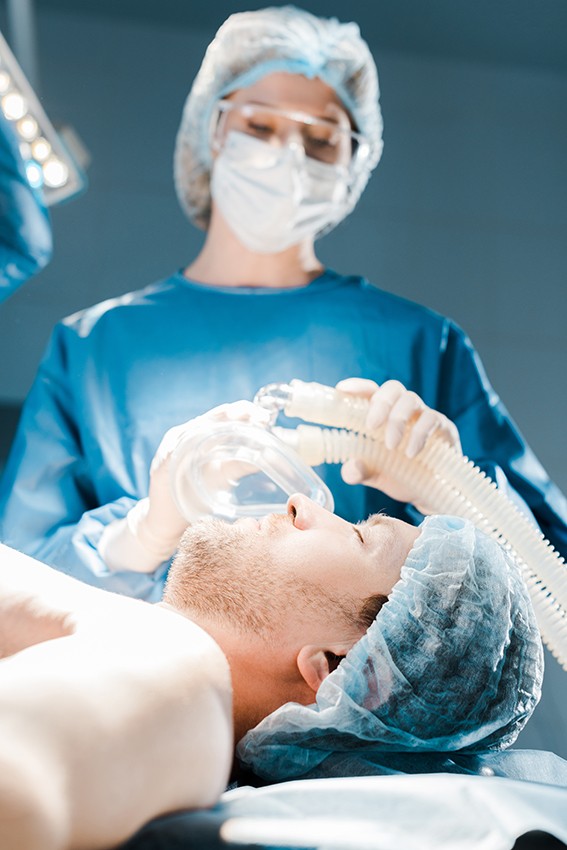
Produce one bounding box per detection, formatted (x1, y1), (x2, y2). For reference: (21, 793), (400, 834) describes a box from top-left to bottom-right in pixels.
(99, 401), (270, 573)
(336, 378), (462, 513)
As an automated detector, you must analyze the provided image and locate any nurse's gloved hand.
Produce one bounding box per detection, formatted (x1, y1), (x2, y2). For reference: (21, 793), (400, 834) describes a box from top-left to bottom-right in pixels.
(99, 401), (270, 573)
(336, 378), (462, 514)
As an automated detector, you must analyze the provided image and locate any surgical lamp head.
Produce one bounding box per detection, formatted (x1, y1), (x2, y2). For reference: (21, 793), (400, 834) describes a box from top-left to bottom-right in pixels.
(237, 515), (544, 782)
(173, 5), (383, 230)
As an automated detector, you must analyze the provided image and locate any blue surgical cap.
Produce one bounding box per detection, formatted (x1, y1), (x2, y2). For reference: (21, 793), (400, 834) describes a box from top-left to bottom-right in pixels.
(237, 515), (543, 782)
(174, 5), (383, 229)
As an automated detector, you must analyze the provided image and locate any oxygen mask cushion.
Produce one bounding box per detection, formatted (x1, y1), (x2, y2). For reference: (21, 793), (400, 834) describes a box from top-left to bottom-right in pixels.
(237, 515), (544, 781)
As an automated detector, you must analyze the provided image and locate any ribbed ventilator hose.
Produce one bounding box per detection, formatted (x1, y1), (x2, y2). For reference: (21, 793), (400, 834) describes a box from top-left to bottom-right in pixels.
(264, 380), (567, 671)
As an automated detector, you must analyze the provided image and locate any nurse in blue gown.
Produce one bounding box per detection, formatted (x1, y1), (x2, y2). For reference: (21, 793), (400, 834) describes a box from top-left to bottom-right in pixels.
(0, 7), (566, 603)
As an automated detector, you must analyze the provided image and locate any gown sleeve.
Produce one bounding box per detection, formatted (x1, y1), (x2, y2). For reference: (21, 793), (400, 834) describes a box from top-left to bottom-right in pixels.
(437, 320), (567, 558)
(0, 323), (168, 600)
(0, 113), (52, 304)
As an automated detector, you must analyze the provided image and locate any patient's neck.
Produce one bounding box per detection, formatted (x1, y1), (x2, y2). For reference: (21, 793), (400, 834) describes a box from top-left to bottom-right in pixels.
(216, 636), (314, 744)
(160, 605), (313, 743)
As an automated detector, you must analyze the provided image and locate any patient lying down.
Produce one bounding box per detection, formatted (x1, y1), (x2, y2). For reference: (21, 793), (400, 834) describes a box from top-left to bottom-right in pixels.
(0, 494), (542, 850)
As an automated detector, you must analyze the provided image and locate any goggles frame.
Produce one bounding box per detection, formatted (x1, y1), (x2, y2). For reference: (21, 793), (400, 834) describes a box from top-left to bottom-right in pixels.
(211, 99), (371, 172)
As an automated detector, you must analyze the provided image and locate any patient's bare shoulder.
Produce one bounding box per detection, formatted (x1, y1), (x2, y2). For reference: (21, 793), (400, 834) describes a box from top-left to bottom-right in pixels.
(67, 600), (234, 845)
(0, 553), (233, 850)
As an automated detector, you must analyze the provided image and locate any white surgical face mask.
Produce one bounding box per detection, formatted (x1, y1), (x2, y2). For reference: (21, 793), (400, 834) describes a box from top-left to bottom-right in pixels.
(210, 131), (350, 254)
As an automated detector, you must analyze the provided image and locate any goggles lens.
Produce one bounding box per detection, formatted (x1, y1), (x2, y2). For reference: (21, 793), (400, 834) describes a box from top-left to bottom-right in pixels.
(213, 100), (368, 167)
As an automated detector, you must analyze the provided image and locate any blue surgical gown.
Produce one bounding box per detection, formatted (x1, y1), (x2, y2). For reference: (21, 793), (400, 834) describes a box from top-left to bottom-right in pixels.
(0, 113), (52, 303)
(0, 269), (566, 600)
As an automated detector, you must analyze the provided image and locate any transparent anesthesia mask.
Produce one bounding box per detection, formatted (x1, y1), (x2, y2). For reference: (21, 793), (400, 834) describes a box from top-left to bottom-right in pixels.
(211, 99), (370, 172)
(170, 418), (333, 522)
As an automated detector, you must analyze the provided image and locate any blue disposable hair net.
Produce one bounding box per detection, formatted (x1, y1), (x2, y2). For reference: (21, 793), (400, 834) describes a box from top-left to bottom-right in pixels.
(237, 516), (543, 782)
(174, 5), (383, 229)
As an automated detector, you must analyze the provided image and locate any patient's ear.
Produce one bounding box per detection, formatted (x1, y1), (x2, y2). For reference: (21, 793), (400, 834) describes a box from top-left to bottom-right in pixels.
(296, 646), (345, 694)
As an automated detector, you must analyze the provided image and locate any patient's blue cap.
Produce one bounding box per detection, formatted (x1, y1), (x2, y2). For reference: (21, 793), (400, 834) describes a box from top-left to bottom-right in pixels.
(237, 516), (543, 781)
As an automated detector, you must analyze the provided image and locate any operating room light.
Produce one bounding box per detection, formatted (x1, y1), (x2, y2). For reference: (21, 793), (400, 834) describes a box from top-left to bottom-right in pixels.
(0, 28), (85, 204)
(43, 155), (68, 188)
(17, 113), (37, 139)
(30, 136), (50, 161)
(2, 91), (26, 120)
(25, 159), (42, 188)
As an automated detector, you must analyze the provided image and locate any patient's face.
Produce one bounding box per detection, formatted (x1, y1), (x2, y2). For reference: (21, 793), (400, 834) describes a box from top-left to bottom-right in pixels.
(259, 493), (417, 600)
(166, 494), (419, 643)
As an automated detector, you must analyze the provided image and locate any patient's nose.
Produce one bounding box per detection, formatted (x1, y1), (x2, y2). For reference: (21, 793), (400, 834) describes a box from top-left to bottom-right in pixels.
(287, 493), (336, 531)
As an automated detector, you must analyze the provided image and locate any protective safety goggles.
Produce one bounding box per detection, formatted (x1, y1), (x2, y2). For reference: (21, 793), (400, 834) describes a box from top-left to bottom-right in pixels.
(211, 99), (370, 169)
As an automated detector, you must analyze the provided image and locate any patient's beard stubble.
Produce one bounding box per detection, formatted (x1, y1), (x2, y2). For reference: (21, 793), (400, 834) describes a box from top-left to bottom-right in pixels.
(164, 519), (284, 637)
